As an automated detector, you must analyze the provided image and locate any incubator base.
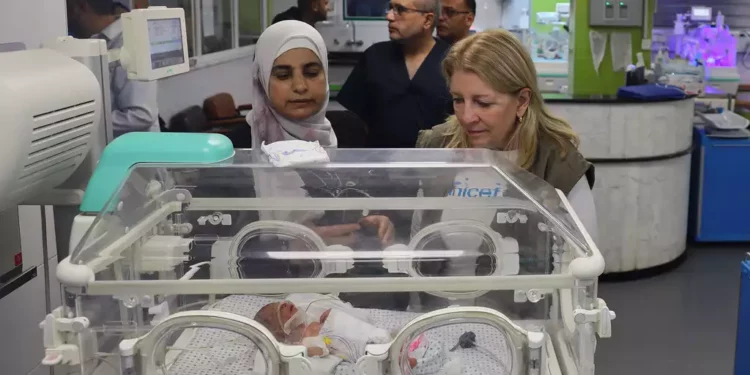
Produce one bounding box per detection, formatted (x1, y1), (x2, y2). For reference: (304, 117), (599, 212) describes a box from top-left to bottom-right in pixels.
(83, 324), (567, 375)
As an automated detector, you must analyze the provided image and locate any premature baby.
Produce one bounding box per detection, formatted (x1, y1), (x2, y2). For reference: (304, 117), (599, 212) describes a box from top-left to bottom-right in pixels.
(254, 294), (391, 360)
(254, 294), (422, 367)
(254, 294), (463, 375)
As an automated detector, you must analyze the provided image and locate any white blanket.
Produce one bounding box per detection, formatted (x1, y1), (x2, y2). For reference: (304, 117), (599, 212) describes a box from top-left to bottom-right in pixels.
(165, 295), (517, 375)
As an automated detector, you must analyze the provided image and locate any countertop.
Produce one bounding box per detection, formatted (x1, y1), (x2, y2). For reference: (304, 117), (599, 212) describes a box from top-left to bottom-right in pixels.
(541, 92), (696, 104)
(328, 89), (695, 104)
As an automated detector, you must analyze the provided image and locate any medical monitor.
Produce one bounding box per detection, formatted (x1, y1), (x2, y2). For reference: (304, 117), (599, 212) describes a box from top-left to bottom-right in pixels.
(120, 6), (190, 81)
(691, 6), (712, 22)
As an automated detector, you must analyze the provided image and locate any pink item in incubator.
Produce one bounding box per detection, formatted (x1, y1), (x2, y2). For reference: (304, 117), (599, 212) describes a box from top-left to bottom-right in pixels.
(408, 334), (425, 353)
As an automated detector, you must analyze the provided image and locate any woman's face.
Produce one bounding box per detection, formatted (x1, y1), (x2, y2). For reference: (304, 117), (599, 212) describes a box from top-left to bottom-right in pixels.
(268, 48), (327, 121)
(449, 69), (530, 149)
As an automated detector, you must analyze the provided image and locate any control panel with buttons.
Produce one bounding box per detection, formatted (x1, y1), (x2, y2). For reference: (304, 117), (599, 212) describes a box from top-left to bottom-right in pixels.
(589, 0), (644, 27)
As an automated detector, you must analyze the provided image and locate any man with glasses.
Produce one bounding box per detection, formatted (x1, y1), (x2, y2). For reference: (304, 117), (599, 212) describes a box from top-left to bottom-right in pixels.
(337, 0), (453, 148)
(437, 0), (475, 44)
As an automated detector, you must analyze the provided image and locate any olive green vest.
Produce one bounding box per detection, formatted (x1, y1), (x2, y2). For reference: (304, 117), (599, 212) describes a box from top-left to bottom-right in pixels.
(416, 122), (594, 194)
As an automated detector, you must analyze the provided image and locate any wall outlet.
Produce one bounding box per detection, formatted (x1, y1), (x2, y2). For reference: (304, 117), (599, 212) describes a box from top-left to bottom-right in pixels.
(734, 31), (750, 53)
(641, 38), (652, 50)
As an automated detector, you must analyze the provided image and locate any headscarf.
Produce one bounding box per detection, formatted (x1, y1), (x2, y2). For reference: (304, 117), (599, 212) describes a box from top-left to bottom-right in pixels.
(246, 20), (337, 149)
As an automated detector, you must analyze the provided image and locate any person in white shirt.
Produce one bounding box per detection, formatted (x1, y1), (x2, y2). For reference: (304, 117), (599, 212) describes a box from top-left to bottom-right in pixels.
(67, 0), (160, 137)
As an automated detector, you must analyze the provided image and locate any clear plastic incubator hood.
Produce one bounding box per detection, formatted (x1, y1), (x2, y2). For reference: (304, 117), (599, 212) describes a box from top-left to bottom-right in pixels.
(45, 133), (615, 375)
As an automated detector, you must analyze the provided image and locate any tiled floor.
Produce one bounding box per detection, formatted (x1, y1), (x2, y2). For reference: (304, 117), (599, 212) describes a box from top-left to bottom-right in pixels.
(595, 245), (748, 375)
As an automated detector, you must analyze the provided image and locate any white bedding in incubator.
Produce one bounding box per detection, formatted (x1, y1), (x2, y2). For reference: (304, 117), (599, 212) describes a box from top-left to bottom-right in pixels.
(159, 295), (528, 375)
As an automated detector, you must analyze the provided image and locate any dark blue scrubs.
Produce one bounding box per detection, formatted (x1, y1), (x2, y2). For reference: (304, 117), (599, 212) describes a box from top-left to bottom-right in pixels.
(338, 39), (453, 148)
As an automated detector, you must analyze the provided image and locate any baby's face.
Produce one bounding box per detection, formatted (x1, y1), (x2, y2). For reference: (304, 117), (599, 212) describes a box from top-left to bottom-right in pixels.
(278, 301), (299, 326)
(260, 302), (300, 336)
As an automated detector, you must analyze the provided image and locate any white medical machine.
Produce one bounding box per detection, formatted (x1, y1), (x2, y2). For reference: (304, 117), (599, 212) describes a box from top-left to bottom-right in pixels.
(0, 5), (189, 375)
(531, 2), (572, 93)
(41, 135), (616, 375)
(120, 7), (190, 81)
(669, 6), (741, 95)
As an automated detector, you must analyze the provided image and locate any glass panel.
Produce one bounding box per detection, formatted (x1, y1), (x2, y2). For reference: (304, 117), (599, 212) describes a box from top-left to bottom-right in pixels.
(238, 0), (263, 46)
(530, 0), (570, 63)
(70, 148), (592, 277)
(151, 0), (196, 57)
(72, 291), (549, 375)
(200, 0), (233, 54)
(62, 145), (603, 374)
(395, 322), (516, 375)
(345, 0), (389, 19)
(152, 326), (271, 374)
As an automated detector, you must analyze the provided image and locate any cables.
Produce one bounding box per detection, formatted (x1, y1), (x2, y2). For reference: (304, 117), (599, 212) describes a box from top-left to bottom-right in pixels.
(449, 331), (511, 374)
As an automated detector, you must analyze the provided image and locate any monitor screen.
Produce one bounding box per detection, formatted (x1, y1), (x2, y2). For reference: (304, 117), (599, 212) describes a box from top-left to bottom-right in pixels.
(346, 0), (389, 19)
(690, 6), (712, 21)
(148, 18), (185, 70)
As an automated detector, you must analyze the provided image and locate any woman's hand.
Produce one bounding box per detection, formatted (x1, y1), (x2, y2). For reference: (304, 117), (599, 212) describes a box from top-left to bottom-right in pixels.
(359, 215), (395, 247)
(311, 223), (362, 246)
(302, 215), (394, 248)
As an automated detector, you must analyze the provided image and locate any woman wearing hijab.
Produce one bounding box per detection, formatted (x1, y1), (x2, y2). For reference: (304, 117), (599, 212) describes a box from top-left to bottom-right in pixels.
(247, 20), (337, 149)
(239, 22), (411, 310)
(246, 20), (393, 243)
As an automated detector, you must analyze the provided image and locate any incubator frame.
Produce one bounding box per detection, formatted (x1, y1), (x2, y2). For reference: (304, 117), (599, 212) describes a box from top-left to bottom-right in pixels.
(51, 158), (612, 375)
(117, 307), (546, 375)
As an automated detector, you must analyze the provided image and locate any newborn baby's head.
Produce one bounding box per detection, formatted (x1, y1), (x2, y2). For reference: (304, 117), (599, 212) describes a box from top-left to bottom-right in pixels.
(255, 301), (306, 342)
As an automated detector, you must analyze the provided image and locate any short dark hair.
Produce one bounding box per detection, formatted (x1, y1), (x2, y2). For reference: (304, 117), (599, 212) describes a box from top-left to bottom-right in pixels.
(114, 2), (130, 12)
(297, 0), (314, 12)
(465, 0), (476, 13)
(73, 0), (117, 15)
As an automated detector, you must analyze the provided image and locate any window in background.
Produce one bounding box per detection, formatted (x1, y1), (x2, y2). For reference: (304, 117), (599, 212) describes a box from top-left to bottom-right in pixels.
(144, 0), (263, 66)
(200, 0), (233, 54)
(345, 0), (389, 19)
(238, 0), (264, 47)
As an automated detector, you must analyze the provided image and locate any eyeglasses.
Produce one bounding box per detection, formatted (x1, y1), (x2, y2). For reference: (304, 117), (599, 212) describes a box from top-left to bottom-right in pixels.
(441, 7), (472, 18)
(386, 3), (432, 16)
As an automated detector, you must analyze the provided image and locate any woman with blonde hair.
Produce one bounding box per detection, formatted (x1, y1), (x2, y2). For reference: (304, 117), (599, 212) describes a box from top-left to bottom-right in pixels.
(416, 28), (596, 235)
(413, 29), (597, 310)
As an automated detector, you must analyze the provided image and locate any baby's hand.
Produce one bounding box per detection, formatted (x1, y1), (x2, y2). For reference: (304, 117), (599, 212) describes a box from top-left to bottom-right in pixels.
(306, 346), (326, 357)
(319, 309), (332, 324)
(303, 322), (322, 338)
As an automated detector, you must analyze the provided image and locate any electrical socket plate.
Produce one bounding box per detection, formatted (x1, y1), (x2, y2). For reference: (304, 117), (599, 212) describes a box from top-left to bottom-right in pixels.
(641, 39), (652, 50)
(733, 31), (750, 53)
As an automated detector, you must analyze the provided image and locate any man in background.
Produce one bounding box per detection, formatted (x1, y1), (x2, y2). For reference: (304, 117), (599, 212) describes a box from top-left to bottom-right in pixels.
(337, 0), (453, 148)
(437, 0), (475, 44)
(273, 0), (329, 26)
(67, 0), (160, 137)
(113, 1), (129, 15)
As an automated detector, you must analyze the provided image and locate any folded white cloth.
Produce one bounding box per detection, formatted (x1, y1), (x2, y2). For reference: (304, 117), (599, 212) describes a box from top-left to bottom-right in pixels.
(260, 140), (330, 167)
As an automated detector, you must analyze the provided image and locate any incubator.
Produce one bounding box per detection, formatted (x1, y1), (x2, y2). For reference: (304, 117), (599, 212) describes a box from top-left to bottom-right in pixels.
(669, 7), (741, 94)
(530, 2), (570, 93)
(45, 133), (614, 375)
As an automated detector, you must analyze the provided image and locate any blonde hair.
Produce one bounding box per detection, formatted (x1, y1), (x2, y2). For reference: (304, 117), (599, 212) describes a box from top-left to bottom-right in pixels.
(441, 29), (579, 169)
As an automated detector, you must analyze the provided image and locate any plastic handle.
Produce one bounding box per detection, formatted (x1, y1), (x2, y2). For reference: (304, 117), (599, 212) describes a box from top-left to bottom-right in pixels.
(80, 133), (234, 213)
(42, 353), (63, 366)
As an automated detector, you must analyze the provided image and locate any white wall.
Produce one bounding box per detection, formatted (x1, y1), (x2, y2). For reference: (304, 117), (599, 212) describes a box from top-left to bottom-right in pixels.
(475, 0), (505, 31)
(273, 0), (297, 14)
(0, 0), (67, 48)
(0, 2), (67, 375)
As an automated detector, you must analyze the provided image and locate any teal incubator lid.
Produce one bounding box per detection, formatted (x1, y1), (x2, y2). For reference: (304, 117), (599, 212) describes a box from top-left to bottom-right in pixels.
(80, 132), (235, 213)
